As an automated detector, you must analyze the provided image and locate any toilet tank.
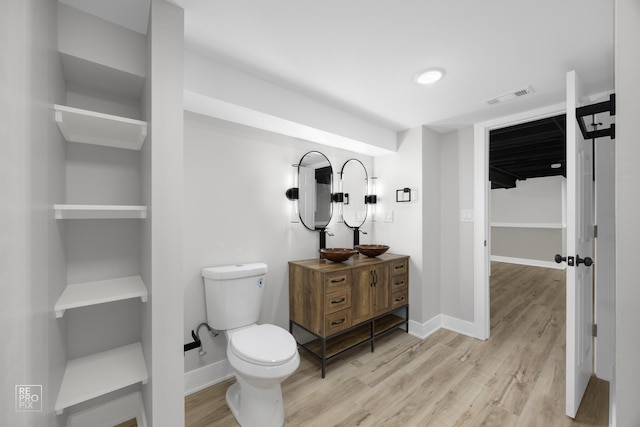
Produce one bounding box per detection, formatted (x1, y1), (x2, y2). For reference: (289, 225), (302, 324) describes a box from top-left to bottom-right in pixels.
(201, 263), (267, 330)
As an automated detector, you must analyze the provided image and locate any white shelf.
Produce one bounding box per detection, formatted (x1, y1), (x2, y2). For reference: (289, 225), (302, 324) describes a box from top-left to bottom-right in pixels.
(54, 104), (147, 151)
(54, 204), (147, 219)
(55, 276), (148, 318)
(55, 342), (148, 414)
(66, 391), (147, 427)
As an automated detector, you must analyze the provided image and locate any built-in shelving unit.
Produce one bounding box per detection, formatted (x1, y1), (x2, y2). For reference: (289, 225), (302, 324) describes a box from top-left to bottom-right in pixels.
(53, 102), (149, 415)
(54, 104), (147, 151)
(53, 204), (147, 220)
(55, 276), (148, 318)
(54, 342), (148, 415)
(53, 6), (150, 419)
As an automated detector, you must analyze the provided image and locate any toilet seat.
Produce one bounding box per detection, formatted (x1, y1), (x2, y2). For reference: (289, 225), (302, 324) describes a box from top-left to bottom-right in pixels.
(229, 324), (297, 366)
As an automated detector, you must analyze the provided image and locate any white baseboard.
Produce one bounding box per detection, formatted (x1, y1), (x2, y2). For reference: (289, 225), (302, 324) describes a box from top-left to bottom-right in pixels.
(408, 316), (441, 340)
(184, 359), (235, 396)
(491, 255), (565, 269)
(441, 315), (477, 338)
(66, 391), (146, 427)
(409, 314), (478, 340)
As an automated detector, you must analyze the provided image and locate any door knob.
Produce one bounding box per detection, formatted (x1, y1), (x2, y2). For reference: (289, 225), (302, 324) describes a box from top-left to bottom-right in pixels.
(576, 255), (593, 267)
(555, 254), (574, 266)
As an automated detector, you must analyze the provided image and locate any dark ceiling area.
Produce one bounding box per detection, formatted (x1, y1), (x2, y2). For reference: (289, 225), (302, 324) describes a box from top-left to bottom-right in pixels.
(489, 114), (566, 189)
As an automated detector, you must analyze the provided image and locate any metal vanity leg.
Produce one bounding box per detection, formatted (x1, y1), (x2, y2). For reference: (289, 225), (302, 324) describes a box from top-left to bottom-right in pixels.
(370, 321), (375, 352)
(405, 306), (409, 333)
(321, 338), (326, 378)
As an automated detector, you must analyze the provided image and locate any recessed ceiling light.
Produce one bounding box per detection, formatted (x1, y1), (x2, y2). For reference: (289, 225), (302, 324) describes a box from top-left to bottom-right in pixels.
(414, 69), (444, 85)
(551, 163), (562, 169)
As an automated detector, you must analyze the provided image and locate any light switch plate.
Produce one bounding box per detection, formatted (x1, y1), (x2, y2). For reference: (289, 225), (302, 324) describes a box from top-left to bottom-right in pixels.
(383, 210), (394, 222)
(460, 209), (474, 222)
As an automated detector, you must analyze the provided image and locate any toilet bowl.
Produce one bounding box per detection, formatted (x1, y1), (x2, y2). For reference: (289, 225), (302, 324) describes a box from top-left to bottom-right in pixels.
(224, 324), (300, 427)
(201, 263), (299, 427)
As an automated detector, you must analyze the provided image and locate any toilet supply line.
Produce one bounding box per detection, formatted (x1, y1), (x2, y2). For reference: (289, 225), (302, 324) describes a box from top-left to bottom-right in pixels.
(183, 322), (218, 356)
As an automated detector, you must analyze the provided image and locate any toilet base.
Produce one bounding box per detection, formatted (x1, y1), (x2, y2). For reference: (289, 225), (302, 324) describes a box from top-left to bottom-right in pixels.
(225, 376), (285, 427)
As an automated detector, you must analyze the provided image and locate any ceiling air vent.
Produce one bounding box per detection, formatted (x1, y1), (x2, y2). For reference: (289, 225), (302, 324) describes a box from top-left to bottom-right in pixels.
(483, 86), (535, 106)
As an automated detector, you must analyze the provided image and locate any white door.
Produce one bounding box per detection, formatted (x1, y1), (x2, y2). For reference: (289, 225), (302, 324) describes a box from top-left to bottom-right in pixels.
(565, 70), (595, 418)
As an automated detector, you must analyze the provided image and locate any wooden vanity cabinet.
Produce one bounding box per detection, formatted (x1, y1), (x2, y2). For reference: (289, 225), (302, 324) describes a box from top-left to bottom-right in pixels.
(289, 253), (409, 377)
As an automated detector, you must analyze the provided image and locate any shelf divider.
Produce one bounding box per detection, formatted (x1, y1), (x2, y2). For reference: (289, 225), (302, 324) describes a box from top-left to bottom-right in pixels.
(55, 342), (148, 415)
(53, 204), (147, 219)
(54, 104), (147, 151)
(55, 276), (148, 318)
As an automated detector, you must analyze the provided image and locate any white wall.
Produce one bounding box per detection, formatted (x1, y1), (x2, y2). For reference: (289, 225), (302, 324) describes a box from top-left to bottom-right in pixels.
(439, 127), (475, 323)
(183, 51), (397, 156)
(491, 176), (565, 224)
(182, 113), (375, 379)
(58, 2), (146, 82)
(491, 176), (565, 264)
(64, 144), (142, 360)
(373, 126), (444, 330)
(614, 0), (640, 425)
(0, 0), (67, 425)
(146, 1), (185, 425)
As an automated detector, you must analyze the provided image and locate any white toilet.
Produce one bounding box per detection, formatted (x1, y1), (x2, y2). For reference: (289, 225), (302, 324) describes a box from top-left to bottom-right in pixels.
(201, 263), (299, 427)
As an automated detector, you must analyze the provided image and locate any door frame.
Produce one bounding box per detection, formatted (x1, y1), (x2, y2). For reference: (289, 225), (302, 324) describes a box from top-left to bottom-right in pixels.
(473, 102), (566, 340)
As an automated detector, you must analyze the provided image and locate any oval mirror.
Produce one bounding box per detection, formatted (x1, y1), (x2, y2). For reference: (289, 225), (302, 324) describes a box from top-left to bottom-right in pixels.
(341, 159), (368, 228)
(297, 151), (333, 230)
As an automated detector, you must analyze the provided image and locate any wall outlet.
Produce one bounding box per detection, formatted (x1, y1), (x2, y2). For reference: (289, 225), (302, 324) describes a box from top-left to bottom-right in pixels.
(383, 210), (394, 222)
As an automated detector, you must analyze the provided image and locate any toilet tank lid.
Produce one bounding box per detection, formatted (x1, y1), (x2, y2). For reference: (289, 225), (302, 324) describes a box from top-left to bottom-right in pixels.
(202, 263), (267, 280)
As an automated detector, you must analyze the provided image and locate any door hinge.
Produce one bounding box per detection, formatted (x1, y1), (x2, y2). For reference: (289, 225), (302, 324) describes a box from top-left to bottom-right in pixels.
(594, 225), (598, 238)
(592, 324), (598, 337)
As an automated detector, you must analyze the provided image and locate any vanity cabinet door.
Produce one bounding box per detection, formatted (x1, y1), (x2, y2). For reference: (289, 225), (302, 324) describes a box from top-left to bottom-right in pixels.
(351, 263), (391, 324)
(351, 265), (374, 324)
(372, 264), (391, 317)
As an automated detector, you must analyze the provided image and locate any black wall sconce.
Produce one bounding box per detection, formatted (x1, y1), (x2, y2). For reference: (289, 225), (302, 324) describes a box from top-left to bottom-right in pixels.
(396, 188), (412, 202)
(285, 187), (299, 200)
(331, 192), (344, 203)
(365, 176), (378, 205)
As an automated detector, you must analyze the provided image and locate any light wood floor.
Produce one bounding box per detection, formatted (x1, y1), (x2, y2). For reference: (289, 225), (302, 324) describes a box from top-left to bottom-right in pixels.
(114, 419), (137, 427)
(185, 262), (609, 426)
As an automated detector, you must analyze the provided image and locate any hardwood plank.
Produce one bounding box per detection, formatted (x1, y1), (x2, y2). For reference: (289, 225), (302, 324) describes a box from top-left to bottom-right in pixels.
(185, 263), (607, 426)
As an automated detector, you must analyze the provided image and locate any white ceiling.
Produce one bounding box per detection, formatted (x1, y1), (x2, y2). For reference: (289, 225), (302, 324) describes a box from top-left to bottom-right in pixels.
(66, 0), (614, 133)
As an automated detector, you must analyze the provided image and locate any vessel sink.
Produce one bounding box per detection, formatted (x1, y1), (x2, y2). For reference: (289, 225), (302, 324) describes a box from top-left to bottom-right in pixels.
(320, 248), (358, 262)
(355, 244), (390, 257)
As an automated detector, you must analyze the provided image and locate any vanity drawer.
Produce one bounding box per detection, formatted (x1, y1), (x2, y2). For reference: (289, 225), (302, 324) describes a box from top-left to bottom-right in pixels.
(324, 271), (350, 293)
(391, 274), (408, 292)
(391, 290), (408, 309)
(390, 259), (408, 275)
(325, 288), (351, 314)
(325, 309), (352, 335)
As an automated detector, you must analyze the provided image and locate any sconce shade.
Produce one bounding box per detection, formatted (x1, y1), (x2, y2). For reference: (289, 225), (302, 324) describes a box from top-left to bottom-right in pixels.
(332, 192), (344, 203)
(286, 187), (299, 200)
(364, 195), (377, 204)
